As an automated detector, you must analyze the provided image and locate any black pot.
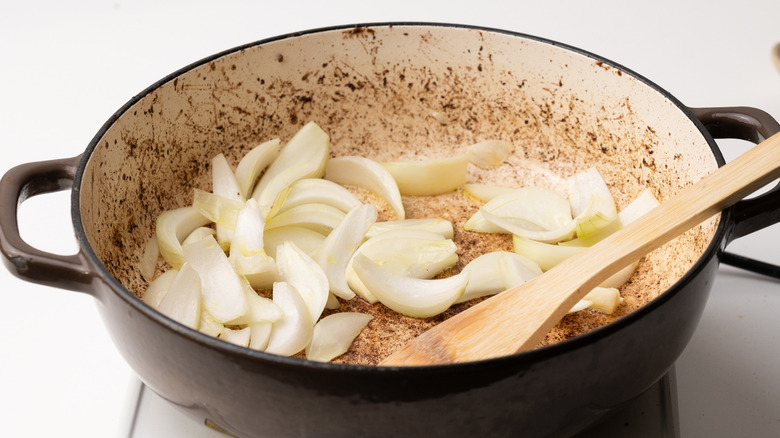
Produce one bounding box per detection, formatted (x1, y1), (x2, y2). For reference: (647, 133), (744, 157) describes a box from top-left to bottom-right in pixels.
(2, 23), (779, 438)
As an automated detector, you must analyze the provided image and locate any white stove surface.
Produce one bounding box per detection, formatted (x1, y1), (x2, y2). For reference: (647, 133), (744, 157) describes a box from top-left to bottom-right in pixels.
(2, 1), (779, 437)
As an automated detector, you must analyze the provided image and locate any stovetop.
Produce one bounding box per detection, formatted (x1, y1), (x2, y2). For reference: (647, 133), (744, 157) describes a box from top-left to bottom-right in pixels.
(2, 1), (780, 437)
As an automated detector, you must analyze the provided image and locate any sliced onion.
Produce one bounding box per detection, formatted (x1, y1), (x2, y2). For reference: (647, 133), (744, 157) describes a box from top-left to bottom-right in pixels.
(182, 234), (248, 323)
(252, 122), (330, 210)
(464, 186), (573, 239)
(382, 154), (468, 196)
(248, 321), (273, 351)
(182, 227), (216, 246)
(346, 229), (458, 304)
(324, 155), (405, 220)
(225, 280), (283, 325)
(481, 209), (577, 243)
(219, 326), (251, 347)
(157, 263), (202, 329)
(305, 313), (373, 362)
(263, 226), (325, 259)
(264, 203), (346, 236)
(192, 189), (243, 250)
(466, 140), (515, 169)
(352, 254), (469, 318)
(156, 206), (211, 268)
(143, 269), (178, 308)
(265, 282), (314, 357)
(567, 167), (618, 238)
(314, 204), (377, 300)
(457, 251), (541, 303)
(198, 310), (224, 337)
(234, 138), (281, 198)
(275, 241), (330, 323)
(463, 183), (517, 202)
(277, 178), (363, 214)
(512, 235), (584, 272)
(211, 153), (244, 201)
(366, 218), (454, 240)
(139, 234), (159, 281)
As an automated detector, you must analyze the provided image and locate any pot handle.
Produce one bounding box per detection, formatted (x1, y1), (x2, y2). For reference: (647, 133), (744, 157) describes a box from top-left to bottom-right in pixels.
(690, 106), (780, 278)
(0, 155), (98, 295)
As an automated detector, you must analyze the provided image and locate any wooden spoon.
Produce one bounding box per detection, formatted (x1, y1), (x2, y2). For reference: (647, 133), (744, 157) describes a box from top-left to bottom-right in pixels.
(381, 131), (780, 366)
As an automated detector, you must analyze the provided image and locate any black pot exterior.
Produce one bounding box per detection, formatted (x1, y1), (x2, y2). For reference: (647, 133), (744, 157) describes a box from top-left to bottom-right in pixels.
(92, 234), (719, 438)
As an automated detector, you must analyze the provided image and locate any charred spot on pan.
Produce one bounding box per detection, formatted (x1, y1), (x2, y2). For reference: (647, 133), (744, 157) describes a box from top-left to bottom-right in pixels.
(275, 53), (284, 63)
(344, 26), (376, 39)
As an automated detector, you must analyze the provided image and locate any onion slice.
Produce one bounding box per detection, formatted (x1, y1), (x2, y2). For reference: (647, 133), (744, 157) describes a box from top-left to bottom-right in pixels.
(182, 234), (248, 323)
(382, 155), (468, 196)
(157, 263), (202, 329)
(351, 254), (469, 318)
(252, 122), (330, 210)
(234, 139), (281, 198)
(276, 178), (363, 214)
(264, 203), (346, 236)
(457, 251), (541, 303)
(314, 204), (377, 300)
(156, 206), (211, 269)
(324, 156), (405, 220)
(305, 313), (373, 362)
(466, 140), (515, 169)
(276, 241), (330, 323)
(265, 282), (314, 357)
(366, 218), (454, 240)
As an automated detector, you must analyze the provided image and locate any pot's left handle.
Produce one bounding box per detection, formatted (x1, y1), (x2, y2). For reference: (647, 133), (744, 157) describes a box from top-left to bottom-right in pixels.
(0, 156), (99, 295)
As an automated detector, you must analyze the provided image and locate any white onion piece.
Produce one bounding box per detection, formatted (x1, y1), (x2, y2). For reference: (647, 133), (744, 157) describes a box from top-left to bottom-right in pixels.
(325, 293), (341, 309)
(567, 167), (618, 238)
(264, 203), (346, 236)
(157, 263), (202, 329)
(305, 313), (373, 362)
(382, 155), (468, 196)
(234, 138), (281, 198)
(143, 269), (178, 308)
(182, 235), (248, 323)
(513, 235), (638, 288)
(582, 287), (621, 314)
(182, 227), (216, 246)
(463, 183), (517, 202)
(252, 122), (330, 210)
(276, 241), (330, 323)
(346, 229), (458, 304)
(464, 187), (574, 239)
(263, 226), (325, 259)
(567, 300), (593, 314)
(229, 199), (277, 289)
(139, 234), (159, 281)
(192, 188), (243, 250)
(456, 251), (541, 303)
(265, 282), (314, 357)
(248, 321), (273, 351)
(352, 254), (469, 318)
(156, 206), (211, 268)
(512, 235), (584, 272)
(225, 280), (282, 325)
(219, 326), (251, 347)
(212, 153), (243, 201)
(315, 204), (377, 300)
(199, 310), (224, 337)
(277, 178), (362, 214)
(466, 140), (515, 169)
(481, 209), (578, 243)
(366, 218), (454, 240)
(324, 156), (405, 220)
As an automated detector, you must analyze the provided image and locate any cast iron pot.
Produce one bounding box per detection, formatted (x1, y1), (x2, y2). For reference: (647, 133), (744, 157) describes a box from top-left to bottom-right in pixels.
(2, 23), (780, 438)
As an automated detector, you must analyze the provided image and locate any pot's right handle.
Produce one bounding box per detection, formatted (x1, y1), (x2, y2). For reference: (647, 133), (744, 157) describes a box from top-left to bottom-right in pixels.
(690, 106), (780, 278)
(0, 156), (99, 295)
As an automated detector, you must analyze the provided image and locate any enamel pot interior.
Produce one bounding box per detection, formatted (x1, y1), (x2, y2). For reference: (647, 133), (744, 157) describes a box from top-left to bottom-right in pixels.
(74, 24), (723, 437)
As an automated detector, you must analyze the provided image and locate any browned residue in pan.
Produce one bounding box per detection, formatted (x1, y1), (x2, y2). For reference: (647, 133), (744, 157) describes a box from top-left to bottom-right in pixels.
(79, 26), (718, 365)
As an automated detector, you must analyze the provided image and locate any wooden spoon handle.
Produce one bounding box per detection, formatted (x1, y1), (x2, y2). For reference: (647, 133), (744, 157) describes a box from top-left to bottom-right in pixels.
(381, 131), (780, 366)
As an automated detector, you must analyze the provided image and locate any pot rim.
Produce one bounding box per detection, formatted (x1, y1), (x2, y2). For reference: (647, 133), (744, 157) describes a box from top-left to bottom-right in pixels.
(71, 21), (729, 373)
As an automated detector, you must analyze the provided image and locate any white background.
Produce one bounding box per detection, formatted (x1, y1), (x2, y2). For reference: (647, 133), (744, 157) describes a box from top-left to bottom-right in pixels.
(1, 1), (779, 436)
